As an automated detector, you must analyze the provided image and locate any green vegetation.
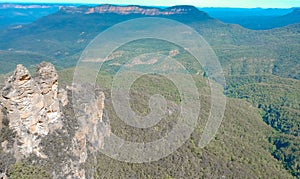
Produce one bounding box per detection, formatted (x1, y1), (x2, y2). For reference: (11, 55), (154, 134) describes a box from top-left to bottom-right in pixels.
(7, 163), (51, 179)
(62, 69), (293, 178)
(225, 74), (300, 176)
(269, 134), (299, 176)
(0, 66), (295, 178)
(0, 66), (287, 178)
(56, 37), (297, 177)
(0, 7), (299, 177)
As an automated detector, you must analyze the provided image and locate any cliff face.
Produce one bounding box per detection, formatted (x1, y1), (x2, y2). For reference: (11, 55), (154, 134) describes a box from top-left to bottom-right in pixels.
(60, 4), (206, 16)
(0, 105), (2, 131)
(0, 62), (111, 178)
(1, 62), (63, 159)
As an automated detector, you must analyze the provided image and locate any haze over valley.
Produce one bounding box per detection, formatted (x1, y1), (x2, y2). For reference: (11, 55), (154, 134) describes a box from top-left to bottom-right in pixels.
(0, 2), (299, 178)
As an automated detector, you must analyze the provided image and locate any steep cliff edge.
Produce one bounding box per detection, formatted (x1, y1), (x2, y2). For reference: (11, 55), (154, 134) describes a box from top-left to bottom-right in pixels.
(0, 62), (111, 178)
(1, 63), (63, 159)
(59, 4), (210, 18)
(0, 62), (294, 178)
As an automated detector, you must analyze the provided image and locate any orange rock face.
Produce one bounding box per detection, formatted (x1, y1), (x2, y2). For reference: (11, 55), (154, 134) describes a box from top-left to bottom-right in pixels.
(60, 4), (199, 16)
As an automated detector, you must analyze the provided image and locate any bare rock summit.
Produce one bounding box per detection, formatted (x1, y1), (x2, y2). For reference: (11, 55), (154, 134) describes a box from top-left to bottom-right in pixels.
(0, 62), (111, 179)
(0, 62), (64, 159)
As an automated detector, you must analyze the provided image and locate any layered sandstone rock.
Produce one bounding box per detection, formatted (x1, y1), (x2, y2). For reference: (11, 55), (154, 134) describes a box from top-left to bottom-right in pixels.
(0, 62), (64, 158)
(59, 83), (110, 179)
(0, 105), (2, 131)
(69, 83), (111, 163)
(60, 4), (204, 16)
(0, 62), (111, 178)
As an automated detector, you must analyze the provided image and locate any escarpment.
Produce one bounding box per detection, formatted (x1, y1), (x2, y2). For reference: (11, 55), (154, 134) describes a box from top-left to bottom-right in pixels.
(0, 62), (111, 178)
(59, 4), (210, 18)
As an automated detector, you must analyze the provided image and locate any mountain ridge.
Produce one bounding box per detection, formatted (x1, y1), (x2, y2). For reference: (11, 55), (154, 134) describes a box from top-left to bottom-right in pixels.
(59, 4), (211, 17)
(0, 4), (299, 177)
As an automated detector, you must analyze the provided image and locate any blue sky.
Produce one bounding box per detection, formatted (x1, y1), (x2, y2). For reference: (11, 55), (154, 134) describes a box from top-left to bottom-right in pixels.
(1, 0), (300, 8)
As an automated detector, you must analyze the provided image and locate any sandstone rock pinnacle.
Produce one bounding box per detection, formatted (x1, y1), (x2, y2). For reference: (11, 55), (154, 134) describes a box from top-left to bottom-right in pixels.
(0, 62), (111, 178)
(0, 62), (64, 158)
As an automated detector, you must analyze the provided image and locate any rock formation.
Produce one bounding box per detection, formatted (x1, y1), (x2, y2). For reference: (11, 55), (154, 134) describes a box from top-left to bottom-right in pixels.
(60, 4), (207, 16)
(0, 63), (64, 159)
(0, 62), (111, 178)
(0, 105), (2, 131)
(68, 83), (111, 162)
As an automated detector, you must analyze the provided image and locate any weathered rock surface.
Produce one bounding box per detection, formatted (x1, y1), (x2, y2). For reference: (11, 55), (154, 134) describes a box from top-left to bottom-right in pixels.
(0, 105), (3, 131)
(69, 83), (111, 163)
(60, 4), (208, 17)
(0, 62), (111, 179)
(0, 172), (8, 179)
(0, 63), (64, 159)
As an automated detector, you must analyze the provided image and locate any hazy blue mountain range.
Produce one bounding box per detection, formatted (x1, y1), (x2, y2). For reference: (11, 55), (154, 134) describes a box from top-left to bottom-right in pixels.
(0, 4), (299, 79)
(0, 3), (299, 30)
(0, 3), (61, 29)
(0, 4), (299, 177)
(202, 7), (300, 29)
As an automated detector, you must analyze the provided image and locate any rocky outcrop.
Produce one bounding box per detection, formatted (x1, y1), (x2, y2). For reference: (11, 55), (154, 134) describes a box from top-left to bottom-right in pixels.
(0, 62), (111, 179)
(60, 4), (206, 16)
(0, 62), (64, 159)
(68, 83), (110, 161)
(0, 172), (7, 179)
(0, 105), (3, 131)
